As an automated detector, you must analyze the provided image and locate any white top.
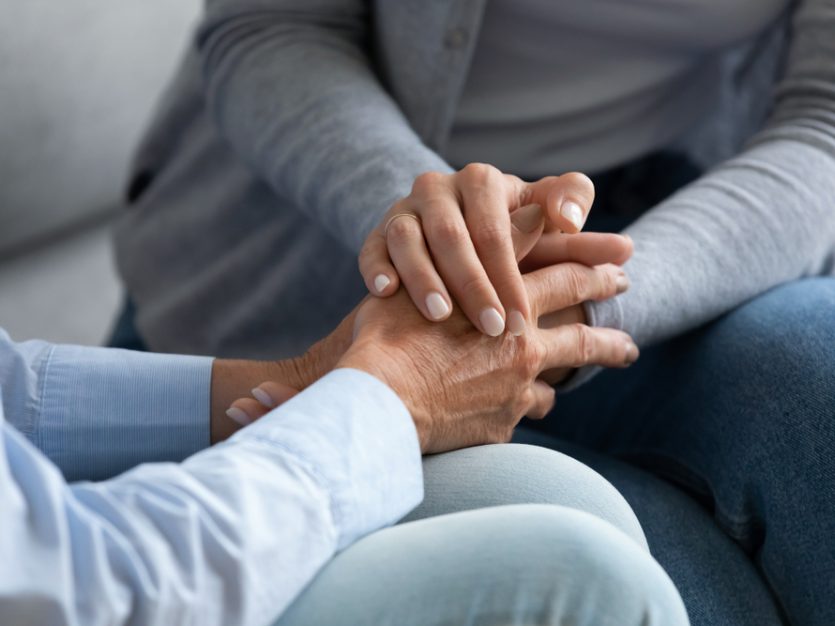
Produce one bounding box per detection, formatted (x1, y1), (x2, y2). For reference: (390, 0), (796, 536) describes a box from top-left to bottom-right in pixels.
(447, 0), (789, 175)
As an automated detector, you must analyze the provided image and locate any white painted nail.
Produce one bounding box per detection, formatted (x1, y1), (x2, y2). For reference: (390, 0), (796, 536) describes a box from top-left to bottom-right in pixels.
(251, 387), (276, 408)
(561, 202), (584, 230)
(480, 307), (506, 337)
(425, 292), (451, 320)
(373, 274), (391, 294)
(226, 407), (252, 427)
(507, 310), (526, 336)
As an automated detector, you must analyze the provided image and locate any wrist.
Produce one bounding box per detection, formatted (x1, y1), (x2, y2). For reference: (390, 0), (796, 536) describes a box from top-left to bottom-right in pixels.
(337, 341), (432, 452)
(210, 357), (310, 444)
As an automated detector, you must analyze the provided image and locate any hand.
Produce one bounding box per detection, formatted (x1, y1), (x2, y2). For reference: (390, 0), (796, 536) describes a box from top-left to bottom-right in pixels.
(338, 262), (638, 454)
(358, 164), (596, 337)
(225, 230), (635, 432)
(520, 230), (636, 384)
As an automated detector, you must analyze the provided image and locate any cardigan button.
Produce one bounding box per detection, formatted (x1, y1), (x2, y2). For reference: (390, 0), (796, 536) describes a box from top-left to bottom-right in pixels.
(444, 27), (468, 50)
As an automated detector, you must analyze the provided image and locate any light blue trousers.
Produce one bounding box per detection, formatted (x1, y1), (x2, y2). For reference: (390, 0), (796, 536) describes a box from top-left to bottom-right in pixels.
(276, 444), (689, 625)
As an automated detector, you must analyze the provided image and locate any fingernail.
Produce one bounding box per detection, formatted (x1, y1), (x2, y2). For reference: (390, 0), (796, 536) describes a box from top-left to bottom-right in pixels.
(426, 292), (450, 320)
(616, 271), (630, 294)
(226, 407), (252, 427)
(252, 387), (276, 408)
(624, 341), (639, 366)
(480, 307), (506, 337)
(507, 310), (526, 336)
(373, 274), (391, 294)
(561, 201), (584, 230)
(510, 203), (543, 233)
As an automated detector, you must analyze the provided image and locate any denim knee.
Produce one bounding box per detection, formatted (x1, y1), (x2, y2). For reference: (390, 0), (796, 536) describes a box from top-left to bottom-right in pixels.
(406, 443), (648, 550)
(711, 278), (835, 426)
(724, 278), (835, 365)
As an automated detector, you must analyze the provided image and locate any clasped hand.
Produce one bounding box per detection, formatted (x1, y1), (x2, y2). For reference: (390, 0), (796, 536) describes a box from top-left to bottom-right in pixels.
(222, 164), (637, 454)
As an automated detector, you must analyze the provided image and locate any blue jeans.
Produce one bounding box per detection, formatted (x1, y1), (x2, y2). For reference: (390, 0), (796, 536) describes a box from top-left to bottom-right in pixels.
(521, 278), (835, 626)
(276, 445), (689, 626)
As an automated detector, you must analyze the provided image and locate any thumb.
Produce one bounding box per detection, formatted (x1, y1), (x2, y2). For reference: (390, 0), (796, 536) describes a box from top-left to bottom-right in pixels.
(510, 203), (545, 261)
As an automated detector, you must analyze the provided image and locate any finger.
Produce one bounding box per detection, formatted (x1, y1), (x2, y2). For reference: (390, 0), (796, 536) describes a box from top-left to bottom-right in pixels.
(525, 263), (630, 317)
(359, 227), (400, 296)
(525, 380), (556, 420)
(520, 232), (633, 273)
(510, 203), (546, 261)
(251, 381), (299, 409)
(420, 190), (506, 336)
(386, 211), (454, 322)
(226, 397), (271, 427)
(459, 163), (529, 335)
(526, 172), (595, 234)
(538, 324), (640, 371)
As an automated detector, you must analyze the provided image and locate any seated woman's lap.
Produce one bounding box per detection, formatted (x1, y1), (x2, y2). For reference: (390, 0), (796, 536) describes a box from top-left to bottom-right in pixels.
(534, 277), (835, 626)
(402, 443), (647, 548)
(276, 446), (687, 626)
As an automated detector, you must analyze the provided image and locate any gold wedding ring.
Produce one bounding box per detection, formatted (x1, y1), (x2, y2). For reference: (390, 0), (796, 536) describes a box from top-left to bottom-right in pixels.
(384, 212), (421, 238)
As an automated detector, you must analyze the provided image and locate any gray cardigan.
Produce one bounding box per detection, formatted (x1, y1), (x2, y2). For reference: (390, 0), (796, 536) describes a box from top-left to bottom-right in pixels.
(115, 0), (835, 366)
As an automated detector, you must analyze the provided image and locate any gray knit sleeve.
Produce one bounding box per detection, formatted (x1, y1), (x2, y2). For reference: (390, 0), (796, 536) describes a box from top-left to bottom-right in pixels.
(198, 0), (452, 252)
(586, 0), (835, 352)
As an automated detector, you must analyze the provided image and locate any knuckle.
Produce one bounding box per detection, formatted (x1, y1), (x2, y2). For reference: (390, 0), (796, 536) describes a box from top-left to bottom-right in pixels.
(520, 386), (535, 410)
(460, 162), (500, 186)
(386, 215), (421, 244)
(514, 336), (544, 377)
(428, 218), (468, 247)
(412, 171), (447, 195)
(458, 274), (490, 302)
(523, 275), (543, 315)
(563, 265), (589, 301)
(597, 265), (617, 297)
(573, 325), (594, 364)
(472, 222), (507, 250)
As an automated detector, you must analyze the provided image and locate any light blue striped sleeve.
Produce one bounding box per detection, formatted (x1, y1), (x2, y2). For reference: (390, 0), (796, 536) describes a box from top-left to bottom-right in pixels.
(0, 328), (212, 481)
(0, 368), (423, 626)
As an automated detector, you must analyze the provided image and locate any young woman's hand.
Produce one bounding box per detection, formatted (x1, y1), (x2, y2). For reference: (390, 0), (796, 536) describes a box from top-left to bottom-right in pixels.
(358, 164), (596, 337)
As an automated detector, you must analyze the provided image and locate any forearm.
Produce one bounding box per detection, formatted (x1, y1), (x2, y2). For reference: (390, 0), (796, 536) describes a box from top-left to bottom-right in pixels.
(0, 332), (213, 482)
(199, 0), (452, 250)
(0, 370), (422, 626)
(589, 0), (835, 347)
(591, 137), (835, 348)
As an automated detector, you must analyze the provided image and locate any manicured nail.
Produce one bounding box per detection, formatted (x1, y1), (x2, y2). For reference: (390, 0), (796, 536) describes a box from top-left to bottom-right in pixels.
(374, 274), (391, 294)
(507, 310), (526, 336)
(624, 342), (639, 366)
(480, 307), (506, 337)
(226, 407), (252, 427)
(561, 201), (584, 230)
(616, 272), (630, 294)
(426, 292), (450, 320)
(252, 387), (276, 408)
(510, 203), (543, 233)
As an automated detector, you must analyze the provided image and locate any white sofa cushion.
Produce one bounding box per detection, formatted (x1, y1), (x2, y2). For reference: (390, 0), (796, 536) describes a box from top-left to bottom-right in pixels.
(0, 0), (200, 255)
